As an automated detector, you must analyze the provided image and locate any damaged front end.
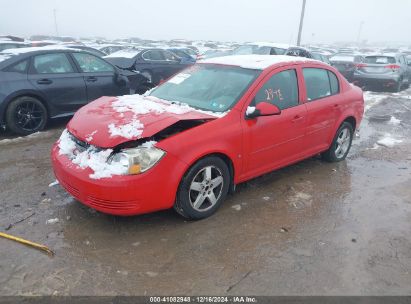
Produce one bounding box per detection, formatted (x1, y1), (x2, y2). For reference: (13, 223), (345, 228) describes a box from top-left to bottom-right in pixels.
(61, 118), (213, 179)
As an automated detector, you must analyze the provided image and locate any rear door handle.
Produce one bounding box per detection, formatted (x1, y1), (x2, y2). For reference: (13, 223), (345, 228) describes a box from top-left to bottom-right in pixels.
(292, 115), (304, 122)
(86, 76), (97, 82)
(37, 79), (52, 85)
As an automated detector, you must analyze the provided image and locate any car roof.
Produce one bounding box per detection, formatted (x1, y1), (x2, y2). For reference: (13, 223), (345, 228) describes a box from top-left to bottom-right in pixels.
(199, 55), (316, 70)
(246, 42), (291, 49)
(0, 45), (80, 56)
(0, 45), (87, 68)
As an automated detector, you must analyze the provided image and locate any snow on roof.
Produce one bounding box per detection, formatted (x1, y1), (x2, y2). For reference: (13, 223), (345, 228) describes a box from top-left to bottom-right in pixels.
(104, 49), (141, 58)
(1, 45), (78, 55)
(199, 55), (315, 70)
(247, 42), (290, 49)
(0, 54), (12, 63)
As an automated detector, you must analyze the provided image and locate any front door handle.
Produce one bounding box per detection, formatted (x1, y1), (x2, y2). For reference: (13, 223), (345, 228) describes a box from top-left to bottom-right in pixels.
(37, 79), (52, 85)
(292, 115), (304, 123)
(86, 76), (97, 82)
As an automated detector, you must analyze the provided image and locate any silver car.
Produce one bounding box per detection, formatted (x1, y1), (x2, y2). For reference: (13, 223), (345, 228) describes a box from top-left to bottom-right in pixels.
(352, 53), (409, 92)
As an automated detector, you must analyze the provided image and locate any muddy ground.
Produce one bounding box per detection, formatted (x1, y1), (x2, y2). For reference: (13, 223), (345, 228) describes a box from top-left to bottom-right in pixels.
(0, 89), (410, 296)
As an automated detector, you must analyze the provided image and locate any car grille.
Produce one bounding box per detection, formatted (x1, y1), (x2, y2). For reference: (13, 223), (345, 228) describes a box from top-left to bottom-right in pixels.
(86, 195), (140, 212)
(69, 133), (90, 153)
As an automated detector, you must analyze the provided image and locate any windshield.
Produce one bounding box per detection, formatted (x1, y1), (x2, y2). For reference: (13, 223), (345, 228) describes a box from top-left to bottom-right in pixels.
(150, 64), (260, 112)
(364, 56), (396, 64)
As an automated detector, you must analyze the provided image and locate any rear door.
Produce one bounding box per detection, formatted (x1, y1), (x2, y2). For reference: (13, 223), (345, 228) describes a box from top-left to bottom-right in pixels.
(243, 67), (307, 177)
(302, 67), (342, 154)
(28, 52), (87, 113)
(70, 52), (129, 101)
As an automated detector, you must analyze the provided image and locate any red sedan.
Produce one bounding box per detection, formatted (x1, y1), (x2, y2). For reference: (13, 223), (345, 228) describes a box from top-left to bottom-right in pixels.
(51, 55), (364, 219)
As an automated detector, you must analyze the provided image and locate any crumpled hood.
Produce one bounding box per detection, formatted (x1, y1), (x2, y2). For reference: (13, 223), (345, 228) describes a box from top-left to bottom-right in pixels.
(67, 96), (219, 148)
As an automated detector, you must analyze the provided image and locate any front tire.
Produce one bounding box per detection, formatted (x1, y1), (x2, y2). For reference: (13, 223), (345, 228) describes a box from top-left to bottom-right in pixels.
(322, 122), (353, 162)
(5, 96), (47, 135)
(174, 156), (230, 220)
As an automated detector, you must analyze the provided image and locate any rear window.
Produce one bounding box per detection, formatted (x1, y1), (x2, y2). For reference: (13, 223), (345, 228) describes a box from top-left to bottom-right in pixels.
(5, 60), (28, 73)
(364, 56), (396, 64)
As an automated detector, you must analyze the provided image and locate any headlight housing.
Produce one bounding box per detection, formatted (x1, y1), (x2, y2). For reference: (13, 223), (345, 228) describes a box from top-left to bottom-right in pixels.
(109, 146), (165, 175)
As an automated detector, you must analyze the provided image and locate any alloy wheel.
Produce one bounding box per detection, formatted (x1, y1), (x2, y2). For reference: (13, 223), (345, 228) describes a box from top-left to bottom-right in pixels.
(335, 128), (351, 159)
(189, 165), (224, 212)
(14, 101), (45, 132)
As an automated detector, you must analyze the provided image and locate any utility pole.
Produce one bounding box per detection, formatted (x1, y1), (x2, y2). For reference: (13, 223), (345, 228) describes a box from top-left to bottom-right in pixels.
(297, 0), (306, 46)
(53, 8), (59, 36)
(357, 21), (364, 46)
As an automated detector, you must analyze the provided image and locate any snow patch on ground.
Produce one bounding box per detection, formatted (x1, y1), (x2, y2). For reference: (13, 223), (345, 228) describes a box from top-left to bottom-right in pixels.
(363, 91), (386, 112)
(388, 116), (401, 125)
(377, 134), (403, 148)
(0, 131), (51, 146)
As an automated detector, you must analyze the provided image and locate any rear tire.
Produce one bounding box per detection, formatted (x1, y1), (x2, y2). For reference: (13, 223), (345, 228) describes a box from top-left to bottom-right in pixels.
(321, 122), (353, 162)
(5, 96), (47, 135)
(174, 156), (230, 220)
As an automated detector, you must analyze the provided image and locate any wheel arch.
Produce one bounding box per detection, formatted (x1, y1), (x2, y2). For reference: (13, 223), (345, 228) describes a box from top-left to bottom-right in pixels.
(3, 91), (50, 122)
(182, 152), (236, 194)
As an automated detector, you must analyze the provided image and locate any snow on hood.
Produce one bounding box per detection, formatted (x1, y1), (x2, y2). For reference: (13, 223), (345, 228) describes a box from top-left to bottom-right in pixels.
(67, 94), (225, 148)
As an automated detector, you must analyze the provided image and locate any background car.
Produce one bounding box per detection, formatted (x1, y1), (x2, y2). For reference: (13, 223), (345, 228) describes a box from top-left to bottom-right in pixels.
(353, 53), (410, 92)
(167, 48), (196, 63)
(232, 42), (289, 55)
(64, 45), (107, 57)
(329, 54), (365, 81)
(311, 52), (332, 64)
(0, 41), (30, 52)
(0, 47), (149, 134)
(104, 48), (193, 85)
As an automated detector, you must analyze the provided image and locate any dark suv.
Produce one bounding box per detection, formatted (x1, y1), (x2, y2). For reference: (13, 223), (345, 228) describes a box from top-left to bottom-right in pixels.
(352, 53), (409, 92)
(0, 47), (148, 135)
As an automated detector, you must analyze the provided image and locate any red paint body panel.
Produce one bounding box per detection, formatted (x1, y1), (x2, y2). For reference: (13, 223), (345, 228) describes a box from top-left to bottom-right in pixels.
(51, 59), (364, 216)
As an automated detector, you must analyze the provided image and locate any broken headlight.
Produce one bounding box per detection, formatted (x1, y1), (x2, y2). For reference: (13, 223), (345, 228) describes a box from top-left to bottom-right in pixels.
(109, 147), (165, 175)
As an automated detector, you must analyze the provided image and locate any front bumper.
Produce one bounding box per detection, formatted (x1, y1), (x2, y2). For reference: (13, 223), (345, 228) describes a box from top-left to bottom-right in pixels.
(51, 143), (187, 216)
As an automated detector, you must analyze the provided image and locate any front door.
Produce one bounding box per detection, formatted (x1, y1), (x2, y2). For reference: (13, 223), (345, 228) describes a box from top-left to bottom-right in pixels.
(28, 52), (87, 113)
(243, 68), (307, 178)
(70, 52), (129, 101)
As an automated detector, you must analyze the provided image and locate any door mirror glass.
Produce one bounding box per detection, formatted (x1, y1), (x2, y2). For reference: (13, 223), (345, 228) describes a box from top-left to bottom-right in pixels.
(246, 102), (281, 119)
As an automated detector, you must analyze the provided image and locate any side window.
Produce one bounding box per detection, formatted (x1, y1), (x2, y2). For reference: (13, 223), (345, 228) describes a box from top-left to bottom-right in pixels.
(72, 52), (114, 73)
(33, 53), (74, 74)
(303, 68), (333, 101)
(163, 50), (180, 61)
(142, 50), (164, 61)
(5, 60), (28, 73)
(254, 69), (299, 110)
(328, 71), (339, 95)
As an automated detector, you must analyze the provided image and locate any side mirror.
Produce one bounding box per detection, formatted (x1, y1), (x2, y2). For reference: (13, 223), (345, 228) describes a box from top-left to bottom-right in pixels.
(246, 102), (281, 119)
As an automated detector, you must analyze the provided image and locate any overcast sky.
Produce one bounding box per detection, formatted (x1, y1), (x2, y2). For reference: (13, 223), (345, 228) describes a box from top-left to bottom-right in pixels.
(1, 0), (410, 44)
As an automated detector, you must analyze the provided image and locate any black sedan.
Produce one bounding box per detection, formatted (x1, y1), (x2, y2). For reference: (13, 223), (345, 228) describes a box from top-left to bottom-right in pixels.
(0, 47), (149, 135)
(104, 48), (193, 85)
